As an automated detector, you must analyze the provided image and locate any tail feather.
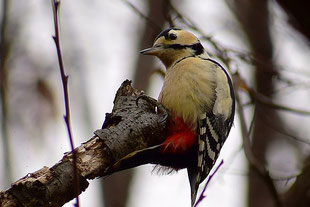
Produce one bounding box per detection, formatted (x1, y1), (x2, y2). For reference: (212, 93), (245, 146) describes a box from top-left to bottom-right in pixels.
(187, 166), (199, 207)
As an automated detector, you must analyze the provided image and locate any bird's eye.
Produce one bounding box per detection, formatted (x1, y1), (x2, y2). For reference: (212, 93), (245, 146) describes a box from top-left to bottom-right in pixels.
(169, 33), (177, 40)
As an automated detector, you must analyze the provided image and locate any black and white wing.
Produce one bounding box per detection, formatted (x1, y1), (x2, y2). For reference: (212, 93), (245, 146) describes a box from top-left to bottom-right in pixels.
(188, 59), (235, 207)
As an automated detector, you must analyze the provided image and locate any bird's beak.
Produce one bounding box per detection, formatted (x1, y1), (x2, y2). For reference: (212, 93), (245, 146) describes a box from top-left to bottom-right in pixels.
(140, 45), (164, 55)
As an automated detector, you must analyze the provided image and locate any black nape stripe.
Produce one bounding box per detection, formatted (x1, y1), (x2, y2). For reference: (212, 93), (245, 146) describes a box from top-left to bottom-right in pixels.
(155, 28), (181, 41)
(191, 42), (204, 55)
(166, 43), (204, 55)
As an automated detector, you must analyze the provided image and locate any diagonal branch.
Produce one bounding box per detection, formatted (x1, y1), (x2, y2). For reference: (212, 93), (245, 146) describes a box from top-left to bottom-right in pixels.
(236, 72), (310, 116)
(0, 80), (169, 207)
(51, 0), (79, 206)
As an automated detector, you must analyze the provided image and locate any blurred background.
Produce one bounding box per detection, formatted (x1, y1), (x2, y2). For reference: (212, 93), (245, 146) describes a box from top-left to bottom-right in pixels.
(1, 0), (310, 207)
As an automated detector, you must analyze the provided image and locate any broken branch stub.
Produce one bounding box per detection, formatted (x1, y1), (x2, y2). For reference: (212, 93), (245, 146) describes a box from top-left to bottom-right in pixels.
(95, 80), (169, 173)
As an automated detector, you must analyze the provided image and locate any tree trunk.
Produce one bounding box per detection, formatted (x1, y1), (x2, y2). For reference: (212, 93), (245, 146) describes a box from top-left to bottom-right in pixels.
(227, 0), (280, 206)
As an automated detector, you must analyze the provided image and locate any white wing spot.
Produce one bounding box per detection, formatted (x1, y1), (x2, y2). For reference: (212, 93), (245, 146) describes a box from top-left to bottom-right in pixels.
(200, 127), (206, 135)
(207, 118), (219, 142)
(199, 113), (206, 120)
(199, 140), (205, 151)
(197, 154), (203, 167)
(196, 174), (200, 183)
(206, 138), (216, 160)
(216, 143), (220, 150)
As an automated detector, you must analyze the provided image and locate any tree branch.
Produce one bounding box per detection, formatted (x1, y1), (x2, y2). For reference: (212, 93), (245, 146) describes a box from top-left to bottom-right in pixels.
(0, 80), (168, 207)
(51, 0), (79, 205)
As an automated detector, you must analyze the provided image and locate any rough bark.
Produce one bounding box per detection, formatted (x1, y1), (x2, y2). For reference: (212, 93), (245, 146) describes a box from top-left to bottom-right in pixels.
(0, 80), (168, 207)
(0, 137), (107, 207)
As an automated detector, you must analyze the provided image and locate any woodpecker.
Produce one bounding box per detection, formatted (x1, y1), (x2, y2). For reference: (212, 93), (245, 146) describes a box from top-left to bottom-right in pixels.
(140, 28), (235, 206)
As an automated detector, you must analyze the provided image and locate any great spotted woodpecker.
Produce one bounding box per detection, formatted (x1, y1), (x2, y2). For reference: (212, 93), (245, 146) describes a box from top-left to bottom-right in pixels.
(140, 28), (235, 206)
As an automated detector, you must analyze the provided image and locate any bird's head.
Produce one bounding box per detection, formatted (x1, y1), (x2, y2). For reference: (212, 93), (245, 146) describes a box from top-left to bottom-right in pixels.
(140, 28), (205, 68)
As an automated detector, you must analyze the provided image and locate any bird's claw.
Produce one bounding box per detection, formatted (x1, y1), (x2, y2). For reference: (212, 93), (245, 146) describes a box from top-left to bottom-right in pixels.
(136, 95), (169, 119)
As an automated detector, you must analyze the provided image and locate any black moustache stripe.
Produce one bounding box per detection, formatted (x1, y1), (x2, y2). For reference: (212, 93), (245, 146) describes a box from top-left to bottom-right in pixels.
(166, 43), (204, 55)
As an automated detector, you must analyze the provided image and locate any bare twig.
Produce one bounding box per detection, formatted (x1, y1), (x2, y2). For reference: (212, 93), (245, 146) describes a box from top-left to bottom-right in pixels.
(235, 84), (283, 207)
(167, 2), (231, 64)
(51, 0), (79, 206)
(235, 73), (310, 116)
(194, 160), (224, 207)
(235, 73), (310, 145)
(251, 89), (310, 116)
(163, 1), (175, 27)
(257, 107), (310, 145)
(248, 108), (256, 137)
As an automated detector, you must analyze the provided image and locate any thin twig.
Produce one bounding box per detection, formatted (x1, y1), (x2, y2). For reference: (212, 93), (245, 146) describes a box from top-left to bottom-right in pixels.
(235, 87), (283, 207)
(251, 89), (310, 116)
(51, 0), (79, 206)
(163, 1), (175, 27)
(235, 73), (310, 144)
(194, 160), (224, 207)
(235, 73), (310, 116)
(248, 108), (256, 137)
(256, 106), (310, 145)
(167, 2), (229, 62)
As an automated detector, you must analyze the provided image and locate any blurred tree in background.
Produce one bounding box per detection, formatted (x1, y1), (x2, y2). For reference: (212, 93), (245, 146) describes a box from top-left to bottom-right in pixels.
(1, 0), (310, 207)
(228, 1), (310, 207)
(102, 1), (170, 206)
